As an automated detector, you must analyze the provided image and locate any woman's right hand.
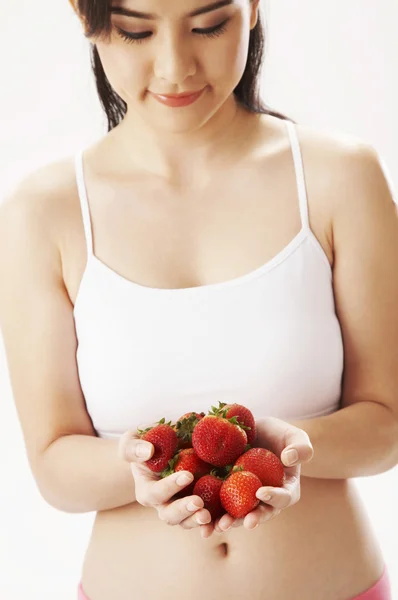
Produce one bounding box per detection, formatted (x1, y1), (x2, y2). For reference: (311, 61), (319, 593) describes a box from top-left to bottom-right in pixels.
(118, 431), (212, 531)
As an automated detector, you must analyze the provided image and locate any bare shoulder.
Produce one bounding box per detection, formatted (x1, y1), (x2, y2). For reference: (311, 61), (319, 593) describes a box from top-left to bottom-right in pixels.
(292, 120), (388, 198)
(261, 115), (382, 203)
(281, 120), (395, 240)
(293, 122), (395, 226)
(293, 120), (372, 158)
(1, 156), (76, 223)
(0, 156), (78, 264)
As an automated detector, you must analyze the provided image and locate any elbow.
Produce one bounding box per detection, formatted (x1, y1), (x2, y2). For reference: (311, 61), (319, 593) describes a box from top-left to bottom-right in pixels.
(43, 495), (95, 514)
(36, 481), (94, 514)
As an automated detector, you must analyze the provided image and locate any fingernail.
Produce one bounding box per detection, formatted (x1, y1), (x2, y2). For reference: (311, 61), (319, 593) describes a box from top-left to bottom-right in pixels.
(256, 488), (272, 502)
(135, 443), (152, 459)
(284, 449), (298, 465)
(177, 473), (193, 486)
(187, 501), (201, 511)
(197, 515), (209, 524)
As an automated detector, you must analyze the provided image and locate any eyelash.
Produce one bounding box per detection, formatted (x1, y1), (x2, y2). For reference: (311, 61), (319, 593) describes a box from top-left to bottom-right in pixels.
(116, 19), (229, 45)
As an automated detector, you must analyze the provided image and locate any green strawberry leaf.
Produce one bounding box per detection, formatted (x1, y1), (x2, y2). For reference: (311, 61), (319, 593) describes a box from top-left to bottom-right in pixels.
(160, 452), (181, 478)
(231, 465), (244, 474)
(137, 425), (153, 435)
(174, 413), (199, 442)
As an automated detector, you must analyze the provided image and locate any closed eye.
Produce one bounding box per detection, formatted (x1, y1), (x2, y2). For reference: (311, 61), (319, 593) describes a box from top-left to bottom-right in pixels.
(115, 19), (230, 44)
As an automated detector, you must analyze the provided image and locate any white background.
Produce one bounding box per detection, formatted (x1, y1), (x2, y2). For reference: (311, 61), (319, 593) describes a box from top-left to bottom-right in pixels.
(0, 1), (397, 598)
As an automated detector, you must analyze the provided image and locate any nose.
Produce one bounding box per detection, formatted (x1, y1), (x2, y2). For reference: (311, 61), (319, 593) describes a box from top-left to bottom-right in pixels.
(153, 29), (196, 84)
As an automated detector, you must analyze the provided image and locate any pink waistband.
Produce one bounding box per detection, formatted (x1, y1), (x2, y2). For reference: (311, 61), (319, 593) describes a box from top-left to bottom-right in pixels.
(351, 565), (392, 600)
(78, 582), (89, 600)
(78, 565), (392, 600)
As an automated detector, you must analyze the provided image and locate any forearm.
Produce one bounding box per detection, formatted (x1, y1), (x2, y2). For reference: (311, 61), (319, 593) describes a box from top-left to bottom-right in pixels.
(285, 401), (398, 479)
(36, 434), (136, 513)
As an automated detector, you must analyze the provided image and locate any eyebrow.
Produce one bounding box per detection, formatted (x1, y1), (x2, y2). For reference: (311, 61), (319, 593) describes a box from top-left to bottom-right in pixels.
(110, 0), (235, 20)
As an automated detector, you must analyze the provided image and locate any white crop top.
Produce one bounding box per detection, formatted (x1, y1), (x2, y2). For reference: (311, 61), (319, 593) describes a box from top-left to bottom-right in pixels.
(73, 120), (344, 440)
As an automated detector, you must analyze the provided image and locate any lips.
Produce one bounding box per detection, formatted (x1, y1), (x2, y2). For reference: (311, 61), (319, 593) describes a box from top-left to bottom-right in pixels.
(152, 88), (205, 98)
(150, 87), (206, 108)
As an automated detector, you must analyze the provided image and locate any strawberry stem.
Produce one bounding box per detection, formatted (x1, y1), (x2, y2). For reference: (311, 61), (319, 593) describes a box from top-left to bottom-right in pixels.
(208, 402), (251, 431)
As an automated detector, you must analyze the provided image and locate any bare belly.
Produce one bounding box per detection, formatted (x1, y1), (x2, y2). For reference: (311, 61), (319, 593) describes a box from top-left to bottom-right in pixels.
(80, 477), (385, 600)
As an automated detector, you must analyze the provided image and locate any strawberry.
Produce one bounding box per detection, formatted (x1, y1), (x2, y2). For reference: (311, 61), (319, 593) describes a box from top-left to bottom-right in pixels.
(137, 418), (178, 473)
(232, 447), (285, 487)
(220, 471), (262, 519)
(192, 415), (247, 467)
(209, 401), (257, 445)
(193, 474), (225, 521)
(174, 412), (205, 450)
(161, 448), (213, 498)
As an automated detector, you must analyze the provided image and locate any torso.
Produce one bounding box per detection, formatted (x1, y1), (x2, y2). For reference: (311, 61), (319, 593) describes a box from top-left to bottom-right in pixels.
(54, 113), (384, 599)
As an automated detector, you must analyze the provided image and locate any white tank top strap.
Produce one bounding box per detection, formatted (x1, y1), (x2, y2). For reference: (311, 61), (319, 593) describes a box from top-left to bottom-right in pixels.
(74, 148), (94, 260)
(285, 120), (310, 231)
(73, 125), (308, 262)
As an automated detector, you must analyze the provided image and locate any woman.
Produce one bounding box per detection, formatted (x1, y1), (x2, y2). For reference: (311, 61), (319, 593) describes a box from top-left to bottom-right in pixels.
(0, 0), (397, 598)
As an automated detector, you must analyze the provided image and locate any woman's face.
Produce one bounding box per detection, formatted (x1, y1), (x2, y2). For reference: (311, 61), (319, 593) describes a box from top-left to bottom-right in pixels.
(92, 0), (260, 131)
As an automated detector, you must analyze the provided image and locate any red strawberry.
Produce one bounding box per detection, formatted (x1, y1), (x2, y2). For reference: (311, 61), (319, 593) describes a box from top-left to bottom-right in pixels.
(192, 415), (248, 467)
(137, 419), (178, 473)
(193, 474), (225, 521)
(232, 447), (285, 487)
(220, 471), (262, 519)
(174, 412), (205, 450)
(209, 402), (257, 445)
(161, 448), (213, 498)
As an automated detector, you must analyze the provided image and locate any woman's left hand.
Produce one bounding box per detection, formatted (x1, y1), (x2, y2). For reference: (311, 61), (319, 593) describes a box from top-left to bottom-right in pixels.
(199, 416), (314, 539)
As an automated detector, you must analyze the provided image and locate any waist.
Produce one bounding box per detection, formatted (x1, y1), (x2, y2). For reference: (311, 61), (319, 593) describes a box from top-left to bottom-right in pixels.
(80, 477), (385, 600)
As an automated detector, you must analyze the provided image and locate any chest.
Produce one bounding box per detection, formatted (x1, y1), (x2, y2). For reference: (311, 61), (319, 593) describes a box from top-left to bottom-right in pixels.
(73, 243), (343, 437)
(66, 138), (342, 438)
(61, 155), (333, 305)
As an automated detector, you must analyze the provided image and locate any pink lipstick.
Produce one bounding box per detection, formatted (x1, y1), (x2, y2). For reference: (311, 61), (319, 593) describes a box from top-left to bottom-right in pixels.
(150, 87), (206, 108)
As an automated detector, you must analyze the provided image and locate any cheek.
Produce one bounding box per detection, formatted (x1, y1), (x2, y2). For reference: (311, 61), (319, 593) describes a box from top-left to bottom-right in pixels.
(207, 12), (252, 82)
(96, 42), (145, 97)
(210, 26), (251, 85)
(95, 44), (123, 92)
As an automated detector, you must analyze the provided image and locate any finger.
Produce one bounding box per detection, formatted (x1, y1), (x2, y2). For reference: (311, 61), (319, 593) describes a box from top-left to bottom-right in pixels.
(214, 513), (236, 533)
(179, 507), (212, 530)
(157, 496), (211, 528)
(129, 461), (161, 505)
(281, 431), (314, 467)
(243, 504), (281, 529)
(135, 469), (195, 507)
(232, 518), (244, 528)
(256, 417), (314, 467)
(118, 430), (155, 463)
(200, 522), (216, 539)
(255, 486), (293, 509)
(279, 467), (301, 504)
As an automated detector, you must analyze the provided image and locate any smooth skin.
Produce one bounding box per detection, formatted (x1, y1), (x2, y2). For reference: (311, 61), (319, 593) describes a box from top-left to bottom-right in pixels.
(0, 0), (396, 597)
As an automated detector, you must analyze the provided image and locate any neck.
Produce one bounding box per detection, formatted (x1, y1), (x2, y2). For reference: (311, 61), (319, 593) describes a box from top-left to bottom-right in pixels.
(107, 95), (259, 188)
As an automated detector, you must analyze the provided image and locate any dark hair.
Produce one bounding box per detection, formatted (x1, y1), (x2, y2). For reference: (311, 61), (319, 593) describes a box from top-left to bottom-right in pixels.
(74, 0), (294, 132)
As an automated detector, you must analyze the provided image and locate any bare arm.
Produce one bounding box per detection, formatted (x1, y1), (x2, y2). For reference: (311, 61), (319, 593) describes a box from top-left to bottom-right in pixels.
(0, 169), (144, 514)
(284, 401), (397, 479)
(36, 435), (137, 513)
(273, 141), (398, 479)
